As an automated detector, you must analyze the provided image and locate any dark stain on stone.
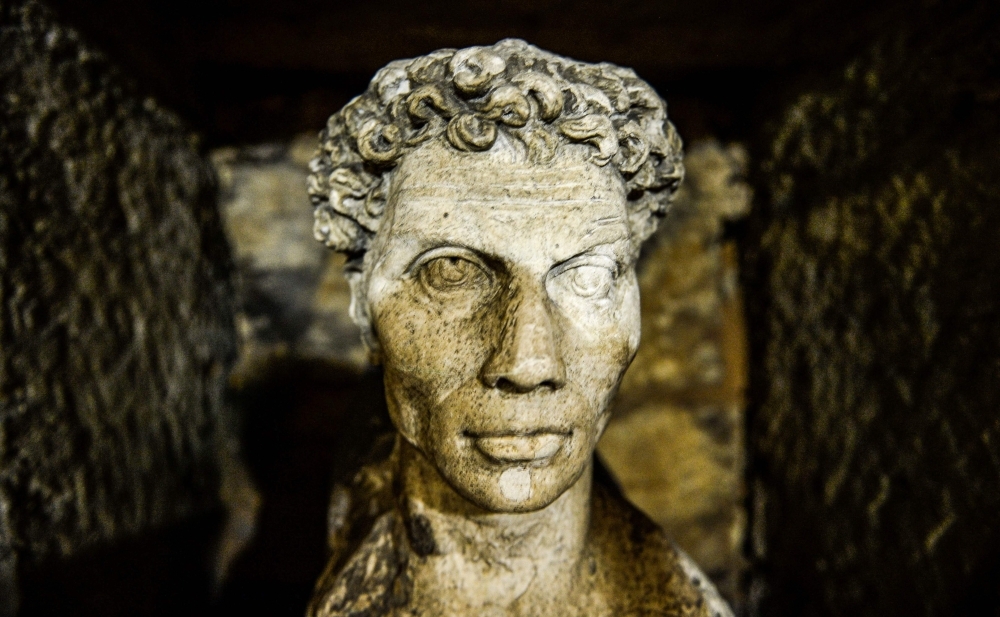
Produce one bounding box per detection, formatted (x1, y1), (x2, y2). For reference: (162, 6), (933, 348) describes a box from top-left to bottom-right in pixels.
(406, 513), (437, 557)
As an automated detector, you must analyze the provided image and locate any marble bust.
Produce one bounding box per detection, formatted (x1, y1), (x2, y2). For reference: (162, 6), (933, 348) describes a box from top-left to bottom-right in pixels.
(306, 39), (732, 617)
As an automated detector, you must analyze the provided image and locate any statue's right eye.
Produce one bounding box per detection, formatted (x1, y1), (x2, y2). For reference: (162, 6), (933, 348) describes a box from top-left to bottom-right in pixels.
(416, 251), (492, 295)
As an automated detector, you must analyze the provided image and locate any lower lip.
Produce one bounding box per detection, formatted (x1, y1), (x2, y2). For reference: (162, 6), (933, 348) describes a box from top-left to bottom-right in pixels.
(472, 432), (570, 463)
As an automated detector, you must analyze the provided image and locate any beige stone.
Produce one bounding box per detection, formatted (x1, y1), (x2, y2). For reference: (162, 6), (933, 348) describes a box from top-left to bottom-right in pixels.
(212, 137), (367, 382)
(305, 40), (732, 616)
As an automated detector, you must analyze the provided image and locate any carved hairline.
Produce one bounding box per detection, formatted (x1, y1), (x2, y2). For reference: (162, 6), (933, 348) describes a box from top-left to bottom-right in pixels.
(307, 39), (685, 258)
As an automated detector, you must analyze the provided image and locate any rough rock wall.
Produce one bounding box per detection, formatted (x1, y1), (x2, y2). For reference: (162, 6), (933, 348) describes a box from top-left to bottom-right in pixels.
(0, 0), (237, 612)
(212, 136), (366, 381)
(745, 2), (1000, 615)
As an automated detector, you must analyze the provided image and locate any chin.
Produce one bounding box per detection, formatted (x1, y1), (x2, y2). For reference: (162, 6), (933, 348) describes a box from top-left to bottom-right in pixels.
(437, 448), (591, 513)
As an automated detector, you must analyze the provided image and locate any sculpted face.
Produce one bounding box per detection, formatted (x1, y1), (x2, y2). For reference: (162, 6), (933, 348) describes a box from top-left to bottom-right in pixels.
(364, 139), (641, 513)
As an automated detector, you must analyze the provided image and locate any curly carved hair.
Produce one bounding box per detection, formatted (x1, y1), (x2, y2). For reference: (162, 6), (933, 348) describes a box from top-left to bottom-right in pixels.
(308, 39), (684, 255)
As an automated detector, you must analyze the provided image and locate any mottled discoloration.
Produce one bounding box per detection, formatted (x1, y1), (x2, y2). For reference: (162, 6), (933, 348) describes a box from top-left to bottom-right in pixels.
(307, 41), (730, 616)
(599, 141), (750, 605)
(312, 447), (724, 617)
(214, 136), (750, 609)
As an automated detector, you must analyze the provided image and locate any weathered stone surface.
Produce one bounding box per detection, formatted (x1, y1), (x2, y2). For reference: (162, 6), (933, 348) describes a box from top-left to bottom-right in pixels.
(745, 2), (1000, 615)
(213, 139), (751, 611)
(599, 140), (750, 608)
(0, 0), (238, 612)
(304, 40), (730, 616)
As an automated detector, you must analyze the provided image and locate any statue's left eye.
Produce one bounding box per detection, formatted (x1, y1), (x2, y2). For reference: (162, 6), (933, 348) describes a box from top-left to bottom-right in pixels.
(420, 255), (489, 291)
(547, 257), (619, 306)
(567, 265), (614, 298)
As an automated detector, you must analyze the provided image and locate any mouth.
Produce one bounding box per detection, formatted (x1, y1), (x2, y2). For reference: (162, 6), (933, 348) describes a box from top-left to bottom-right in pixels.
(469, 430), (571, 464)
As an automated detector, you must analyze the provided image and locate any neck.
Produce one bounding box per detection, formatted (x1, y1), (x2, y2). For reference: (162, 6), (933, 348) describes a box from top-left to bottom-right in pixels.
(397, 439), (595, 613)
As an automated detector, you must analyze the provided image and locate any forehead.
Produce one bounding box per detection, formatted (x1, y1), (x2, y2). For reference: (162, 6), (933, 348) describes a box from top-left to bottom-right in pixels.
(379, 141), (630, 262)
(392, 140), (625, 203)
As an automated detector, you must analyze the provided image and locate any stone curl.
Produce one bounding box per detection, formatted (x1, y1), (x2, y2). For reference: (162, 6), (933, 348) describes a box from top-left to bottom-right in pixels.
(308, 39), (684, 254)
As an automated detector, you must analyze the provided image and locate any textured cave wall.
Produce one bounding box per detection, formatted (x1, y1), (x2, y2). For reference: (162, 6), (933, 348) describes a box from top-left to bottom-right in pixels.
(0, 0), (238, 613)
(745, 2), (1000, 615)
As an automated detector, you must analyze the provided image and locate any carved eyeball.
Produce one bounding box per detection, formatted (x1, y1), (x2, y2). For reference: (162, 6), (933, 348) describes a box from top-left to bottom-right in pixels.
(547, 258), (618, 307)
(419, 254), (492, 294)
(565, 265), (615, 298)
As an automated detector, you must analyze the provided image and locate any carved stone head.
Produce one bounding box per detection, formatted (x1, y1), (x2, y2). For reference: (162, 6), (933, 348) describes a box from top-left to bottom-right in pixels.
(309, 39), (683, 514)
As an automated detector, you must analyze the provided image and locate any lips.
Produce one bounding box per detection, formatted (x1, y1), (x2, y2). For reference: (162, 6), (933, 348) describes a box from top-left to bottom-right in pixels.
(471, 431), (570, 463)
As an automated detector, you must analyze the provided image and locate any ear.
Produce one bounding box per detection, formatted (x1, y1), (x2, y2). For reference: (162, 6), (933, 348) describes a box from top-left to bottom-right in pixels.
(344, 261), (381, 364)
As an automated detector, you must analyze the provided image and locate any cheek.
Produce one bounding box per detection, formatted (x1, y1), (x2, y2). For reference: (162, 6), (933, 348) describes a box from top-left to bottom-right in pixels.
(369, 282), (493, 397)
(619, 274), (642, 358)
(560, 275), (641, 379)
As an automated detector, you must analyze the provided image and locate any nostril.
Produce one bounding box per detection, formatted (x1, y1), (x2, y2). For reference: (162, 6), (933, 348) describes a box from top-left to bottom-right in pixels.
(479, 285), (567, 393)
(488, 374), (565, 394)
(491, 377), (524, 394)
(538, 377), (564, 391)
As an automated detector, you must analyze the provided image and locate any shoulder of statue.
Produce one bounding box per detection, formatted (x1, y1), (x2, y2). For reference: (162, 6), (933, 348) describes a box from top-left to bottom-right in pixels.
(308, 440), (407, 617)
(308, 508), (410, 617)
(326, 439), (399, 566)
(673, 546), (735, 617)
(590, 476), (733, 617)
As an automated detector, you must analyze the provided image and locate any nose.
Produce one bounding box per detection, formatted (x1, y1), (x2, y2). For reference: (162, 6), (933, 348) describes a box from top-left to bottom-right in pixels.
(480, 283), (566, 393)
